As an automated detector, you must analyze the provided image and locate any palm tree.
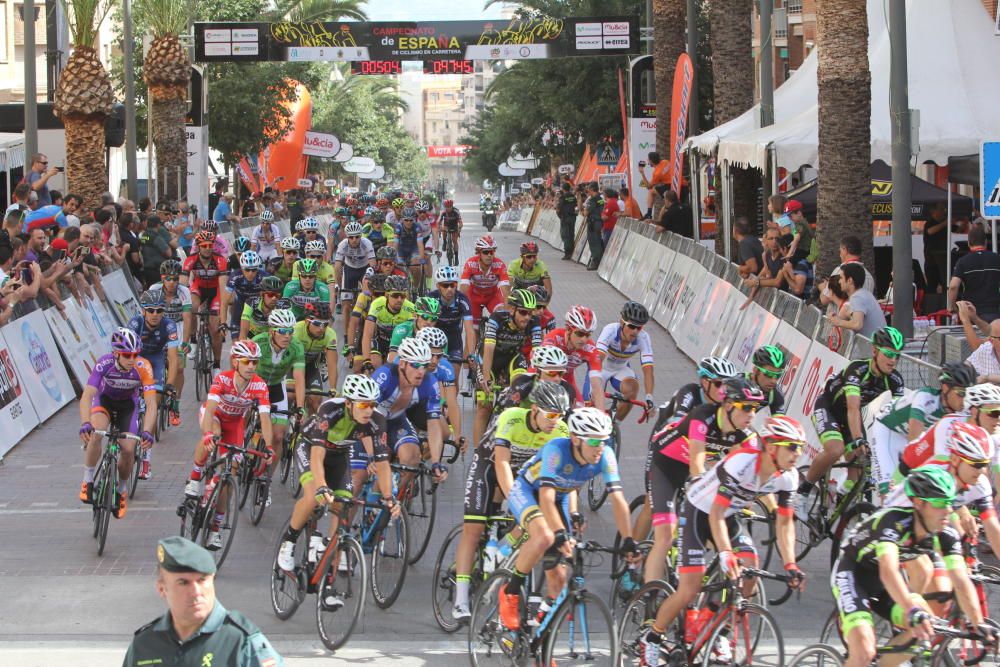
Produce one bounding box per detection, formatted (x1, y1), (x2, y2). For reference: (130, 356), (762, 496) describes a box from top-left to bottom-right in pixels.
(652, 0), (686, 157)
(816, 0), (872, 275)
(54, 0), (115, 208)
(276, 0), (367, 21)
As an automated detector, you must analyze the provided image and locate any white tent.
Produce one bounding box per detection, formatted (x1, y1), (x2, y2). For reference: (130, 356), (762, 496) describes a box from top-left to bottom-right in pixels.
(695, 0), (1000, 172)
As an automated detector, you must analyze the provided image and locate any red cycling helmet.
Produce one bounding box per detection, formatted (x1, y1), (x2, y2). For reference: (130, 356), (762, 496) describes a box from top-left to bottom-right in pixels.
(565, 305), (596, 333)
(444, 199), (454, 207)
(520, 241), (539, 256)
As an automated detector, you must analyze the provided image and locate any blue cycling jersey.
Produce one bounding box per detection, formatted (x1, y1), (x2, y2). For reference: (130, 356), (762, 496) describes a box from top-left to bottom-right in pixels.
(427, 288), (472, 337)
(225, 269), (268, 301)
(434, 357), (456, 386)
(518, 437), (622, 494)
(127, 314), (179, 360)
(396, 223), (419, 254)
(372, 363), (442, 420)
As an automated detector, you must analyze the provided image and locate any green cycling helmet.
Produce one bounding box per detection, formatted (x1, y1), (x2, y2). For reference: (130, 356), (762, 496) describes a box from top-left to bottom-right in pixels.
(873, 326), (905, 352)
(414, 296), (441, 320)
(753, 345), (786, 370)
(260, 276), (283, 293)
(508, 288), (538, 310)
(904, 465), (957, 504)
(296, 258), (318, 276)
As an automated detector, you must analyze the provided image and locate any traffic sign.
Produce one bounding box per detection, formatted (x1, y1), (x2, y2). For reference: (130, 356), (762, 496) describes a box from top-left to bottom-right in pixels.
(597, 144), (620, 166)
(982, 141), (1000, 218)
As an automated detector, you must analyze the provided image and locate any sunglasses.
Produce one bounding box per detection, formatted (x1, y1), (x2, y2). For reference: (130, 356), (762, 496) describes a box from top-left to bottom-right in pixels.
(308, 319), (328, 327)
(263, 291), (280, 298)
(237, 358), (259, 366)
(981, 409), (1000, 419)
(307, 254), (323, 260)
(161, 275), (179, 281)
(407, 361), (430, 369)
(571, 330), (591, 338)
(515, 308), (532, 317)
(387, 291), (407, 299)
(623, 321), (644, 331)
(540, 368), (566, 377)
(439, 282), (457, 289)
(117, 352), (140, 360)
(522, 254), (537, 259)
(951, 388), (966, 397)
(958, 455), (990, 469)
(877, 347), (901, 360)
(300, 273), (317, 278)
(273, 327), (294, 335)
(419, 314), (439, 322)
(305, 230), (318, 234)
(731, 402), (760, 413)
(923, 497), (953, 509)
(144, 307), (165, 314)
(579, 436), (607, 448)
(770, 440), (804, 453)
(479, 250), (494, 256)
(284, 250), (299, 255)
(243, 268), (259, 273)
(754, 364), (784, 379)
(353, 400), (377, 410)
(198, 243), (214, 249)
(539, 409), (563, 420)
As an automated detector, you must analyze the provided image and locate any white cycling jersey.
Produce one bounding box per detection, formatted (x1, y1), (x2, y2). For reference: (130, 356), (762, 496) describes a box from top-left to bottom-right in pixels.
(334, 237), (375, 269)
(595, 322), (654, 373)
(685, 447), (798, 516)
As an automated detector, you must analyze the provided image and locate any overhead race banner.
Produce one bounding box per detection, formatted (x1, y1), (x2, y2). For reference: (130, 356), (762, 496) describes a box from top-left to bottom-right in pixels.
(195, 17), (639, 63)
(344, 156), (376, 173)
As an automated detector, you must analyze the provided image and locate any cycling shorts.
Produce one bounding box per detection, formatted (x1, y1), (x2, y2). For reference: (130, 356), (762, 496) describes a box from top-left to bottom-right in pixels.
(507, 478), (572, 530)
(813, 395), (852, 444)
(444, 329), (465, 363)
(601, 365), (637, 392)
(831, 560), (896, 634)
(676, 499), (756, 574)
(463, 448), (501, 523)
(469, 291), (505, 321)
(268, 383), (289, 425)
(91, 395), (140, 437)
(192, 286), (221, 313)
(305, 364), (328, 393)
(295, 441), (353, 496)
(398, 248), (419, 265)
(387, 415), (419, 453)
(198, 404), (244, 448)
(646, 455), (688, 527)
(340, 265), (367, 301)
(145, 353), (166, 388)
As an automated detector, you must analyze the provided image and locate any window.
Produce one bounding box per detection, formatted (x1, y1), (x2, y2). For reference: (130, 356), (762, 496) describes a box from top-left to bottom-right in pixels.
(773, 8), (787, 38)
(786, 0), (802, 13)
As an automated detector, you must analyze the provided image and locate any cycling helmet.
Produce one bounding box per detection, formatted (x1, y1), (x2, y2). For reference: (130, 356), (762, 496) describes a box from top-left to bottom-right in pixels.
(947, 422), (993, 462)
(508, 289), (538, 310)
(434, 265), (459, 283)
(415, 201), (431, 213)
(359, 194), (374, 205)
(529, 381), (571, 415)
(964, 383), (1000, 410)
(111, 327), (141, 354)
(364, 266), (376, 279)
(417, 326), (449, 350)
(234, 236), (251, 253)
(260, 276), (283, 292)
(159, 259), (182, 276)
(296, 258), (318, 276)
(268, 308), (296, 329)
(397, 337), (432, 364)
(753, 345), (787, 370)
(904, 466), (957, 503)
(414, 296), (441, 319)
(443, 199), (454, 207)
(872, 326), (905, 352)
(334, 206), (350, 217)
(304, 240), (326, 255)
(376, 197), (389, 208)
(759, 415), (808, 445)
(194, 231), (214, 247)
(239, 250), (262, 270)
(259, 209), (275, 222)
(391, 197), (405, 209)
(939, 362), (977, 389)
(230, 340), (262, 360)
(342, 374), (381, 402)
(345, 221), (364, 237)
(139, 290), (164, 309)
(621, 300), (650, 325)
(698, 356), (739, 380)
(385, 275), (411, 294)
(722, 377), (766, 404)
(475, 235), (497, 251)
(565, 305), (596, 333)
(532, 345), (568, 370)
(376, 246), (398, 261)
(280, 236), (301, 251)
(303, 301), (331, 321)
(567, 407), (614, 438)
(344, 197), (358, 208)
(363, 205), (378, 217)
(401, 207), (416, 220)
(520, 241), (539, 256)
(527, 285), (550, 305)
(368, 273), (388, 294)
(297, 217), (319, 231)
(201, 220), (218, 233)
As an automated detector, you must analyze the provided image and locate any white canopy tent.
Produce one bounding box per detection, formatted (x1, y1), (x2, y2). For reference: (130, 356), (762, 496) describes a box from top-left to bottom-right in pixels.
(0, 132), (25, 206)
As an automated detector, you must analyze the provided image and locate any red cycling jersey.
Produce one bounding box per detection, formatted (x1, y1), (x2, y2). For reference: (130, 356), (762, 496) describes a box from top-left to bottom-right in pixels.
(204, 369), (271, 445)
(544, 328), (603, 397)
(460, 256), (510, 296)
(183, 253), (229, 293)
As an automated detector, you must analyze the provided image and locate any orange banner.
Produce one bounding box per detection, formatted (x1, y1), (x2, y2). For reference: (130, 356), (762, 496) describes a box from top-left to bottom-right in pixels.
(667, 53), (694, 196)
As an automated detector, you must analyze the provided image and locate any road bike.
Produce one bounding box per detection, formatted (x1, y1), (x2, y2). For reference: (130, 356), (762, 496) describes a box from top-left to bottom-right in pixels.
(397, 438), (461, 565)
(90, 428), (142, 556)
(235, 401), (272, 526)
(192, 310), (214, 403)
(353, 472), (411, 609)
(443, 228), (459, 267)
(587, 390), (649, 511)
(793, 454), (875, 565)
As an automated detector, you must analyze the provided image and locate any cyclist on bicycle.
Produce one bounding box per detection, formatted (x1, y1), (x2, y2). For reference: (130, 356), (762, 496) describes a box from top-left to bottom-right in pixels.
(460, 235), (510, 322)
(293, 217), (327, 256)
(78, 328), (157, 519)
(345, 270), (382, 364)
(748, 344), (788, 416)
(526, 285), (556, 335)
(415, 326), (464, 450)
(272, 237), (300, 286)
(499, 407), (639, 631)
(452, 381), (571, 622)
(293, 240), (337, 300)
(126, 290), (180, 479)
(239, 275), (284, 340)
(596, 300), (655, 421)
(800, 326), (906, 496)
(361, 274), (414, 369)
(650, 356), (739, 433)
(251, 208), (280, 261)
(428, 265), (476, 366)
(226, 236), (252, 273)
(373, 246), (408, 281)
(831, 467), (993, 667)
(363, 213), (397, 254)
(183, 340), (274, 549)
(182, 231), (229, 369)
(293, 302), (338, 414)
(333, 221), (376, 339)
(200, 220), (231, 257)
(220, 250), (267, 335)
(276, 374), (399, 608)
(544, 305), (605, 411)
(500, 345), (579, 412)
(508, 241), (553, 296)
(640, 415), (807, 666)
(387, 296), (440, 363)
(415, 202), (435, 260)
(283, 259), (332, 321)
(395, 209), (425, 289)
(439, 198), (462, 255)
(150, 260), (192, 426)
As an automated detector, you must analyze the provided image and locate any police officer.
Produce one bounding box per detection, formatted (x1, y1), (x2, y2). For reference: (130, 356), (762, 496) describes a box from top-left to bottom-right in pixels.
(123, 536), (283, 667)
(556, 181), (578, 260)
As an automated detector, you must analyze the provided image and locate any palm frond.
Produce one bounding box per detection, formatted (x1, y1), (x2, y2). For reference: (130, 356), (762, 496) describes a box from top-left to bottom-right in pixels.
(135, 0), (195, 38)
(270, 0), (368, 22)
(59, 0), (114, 47)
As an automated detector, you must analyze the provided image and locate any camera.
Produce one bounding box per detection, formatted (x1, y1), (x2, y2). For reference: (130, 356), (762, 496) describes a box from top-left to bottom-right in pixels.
(638, 160), (647, 168)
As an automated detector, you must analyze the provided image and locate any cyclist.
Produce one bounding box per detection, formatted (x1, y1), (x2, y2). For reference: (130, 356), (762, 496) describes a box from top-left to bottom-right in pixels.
(181, 231), (229, 370)
(361, 274), (415, 369)
(499, 345), (579, 411)
(293, 302), (338, 414)
(283, 259), (331, 321)
(544, 305), (605, 411)
(387, 296), (440, 363)
(293, 217), (327, 256)
(438, 198), (462, 257)
(831, 467), (992, 667)
(415, 202), (436, 263)
(596, 300), (655, 421)
(126, 290), (180, 479)
(526, 285), (556, 335)
(220, 250), (266, 335)
(239, 275), (284, 340)
(748, 345), (788, 416)
(333, 221), (376, 339)
(800, 326), (906, 496)
(293, 240), (337, 304)
(386, 197), (405, 228)
(182, 340), (274, 549)
(200, 220), (231, 258)
(363, 213), (397, 253)
(273, 237), (301, 286)
(276, 374), (399, 607)
(641, 377), (765, 584)
(78, 328), (157, 519)
(460, 235), (510, 322)
(150, 260), (192, 426)
(345, 270), (383, 366)
(395, 208), (425, 289)
(226, 236), (252, 273)
(640, 415), (807, 666)
(508, 241), (553, 296)
(428, 265), (476, 367)
(251, 208), (280, 261)
(499, 407), (639, 631)
(474, 289), (543, 447)
(871, 362), (977, 497)
(374, 246), (408, 280)
(452, 381), (571, 622)
(651, 356), (739, 433)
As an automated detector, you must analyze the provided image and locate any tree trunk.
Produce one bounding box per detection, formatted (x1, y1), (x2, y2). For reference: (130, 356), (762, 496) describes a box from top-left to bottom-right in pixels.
(652, 0), (687, 157)
(816, 0), (872, 276)
(64, 116), (108, 208)
(150, 93), (188, 203)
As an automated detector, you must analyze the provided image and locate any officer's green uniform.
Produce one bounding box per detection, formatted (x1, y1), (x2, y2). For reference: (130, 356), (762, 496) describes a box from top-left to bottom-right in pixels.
(123, 536), (283, 667)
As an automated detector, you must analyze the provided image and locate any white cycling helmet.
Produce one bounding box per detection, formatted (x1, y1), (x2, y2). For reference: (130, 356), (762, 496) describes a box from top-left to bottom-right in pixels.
(304, 240), (325, 255)
(230, 340), (262, 360)
(239, 250), (263, 270)
(280, 237), (301, 251)
(475, 235), (497, 251)
(297, 217), (319, 231)
(268, 308), (297, 329)
(964, 383), (1000, 411)
(342, 374), (381, 402)
(758, 415), (808, 445)
(417, 326), (449, 350)
(567, 407), (614, 438)
(345, 221), (364, 237)
(698, 356), (739, 380)
(259, 209), (275, 222)
(948, 422), (993, 462)
(531, 345), (568, 370)
(396, 337), (432, 365)
(565, 305), (597, 333)
(435, 265), (459, 283)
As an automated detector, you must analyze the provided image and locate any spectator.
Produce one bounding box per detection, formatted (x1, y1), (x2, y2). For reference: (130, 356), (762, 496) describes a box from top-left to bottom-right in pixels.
(734, 216), (764, 278)
(64, 225), (106, 302)
(172, 199), (195, 254)
(653, 187), (692, 239)
(620, 186), (643, 220)
(766, 194), (787, 231)
(5, 182), (31, 217)
(583, 182), (605, 270)
(743, 229), (788, 292)
(827, 262), (886, 338)
(50, 190), (63, 207)
(94, 208), (115, 248)
(26, 153), (59, 206)
(948, 224), (1000, 322)
(819, 235), (876, 311)
(923, 202), (950, 293)
(138, 197), (153, 217)
(638, 152), (669, 219)
(964, 316), (1000, 383)
(601, 188), (621, 247)
(784, 199), (816, 262)
(213, 192), (236, 224)
(139, 214), (175, 288)
(556, 182), (578, 260)
(781, 246), (814, 300)
(62, 193), (83, 227)
(118, 212), (143, 284)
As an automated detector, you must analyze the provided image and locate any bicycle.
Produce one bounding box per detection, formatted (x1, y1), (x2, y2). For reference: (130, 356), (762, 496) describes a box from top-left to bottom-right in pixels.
(277, 390), (338, 496)
(153, 387), (173, 442)
(397, 438), (461, 565)
(127, 398), (149, 499)
(270, 500), (368, 652)
(235, 400), (272, 527)
(468, 540), (620, 666)
(588, 390), (649, 511)
(192, 310), (214, 403)
(793, 455), (876, 565)
(353, 472), (412, 609)
(90, 428), (142, 556)
(443, 228), (459, 267)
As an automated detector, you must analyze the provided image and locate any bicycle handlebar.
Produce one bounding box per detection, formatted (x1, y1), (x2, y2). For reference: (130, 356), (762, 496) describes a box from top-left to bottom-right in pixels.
(604, 391), (653, 424)
(94, 430), (143, 441)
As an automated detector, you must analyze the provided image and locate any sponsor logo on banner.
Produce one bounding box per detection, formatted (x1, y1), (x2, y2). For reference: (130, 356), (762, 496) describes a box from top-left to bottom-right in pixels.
(603, 36), (629, 49)
(302, 131), (341, 158)
(602, 21), (630, 35)
(0, 348), (21, 408)
(23, 322), (60, 402)
(232, 43), (259, 55)
(232, 28), (258, 41)
(575, 37), (601, 49)
(575, 23), (602, 36)
(205, 43), (231, 56)
(204, 29), (231, 42)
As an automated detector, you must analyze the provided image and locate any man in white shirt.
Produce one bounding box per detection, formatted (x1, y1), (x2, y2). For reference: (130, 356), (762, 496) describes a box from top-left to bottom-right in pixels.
(966, 318), (1000, 383)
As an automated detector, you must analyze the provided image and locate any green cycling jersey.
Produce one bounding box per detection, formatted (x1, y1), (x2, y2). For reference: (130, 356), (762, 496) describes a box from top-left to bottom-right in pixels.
(251, 331), (305, 385)
(293, 319), (338, 364)
(282, 280), (332, 320)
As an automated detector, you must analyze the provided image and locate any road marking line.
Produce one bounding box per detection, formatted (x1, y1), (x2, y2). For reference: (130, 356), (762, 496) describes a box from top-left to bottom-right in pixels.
(25, 464), (50, 469)
(30, 502), (58, 507)
(0, 506), (176, 515)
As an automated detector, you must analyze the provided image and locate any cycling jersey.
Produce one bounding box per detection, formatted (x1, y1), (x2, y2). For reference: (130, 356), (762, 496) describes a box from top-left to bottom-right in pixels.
(499, 373), (579, 411)
(426, 288), (472, 360)
(272, 261), (295, 286)
(884, 460), (995, 519)
(87, 354), (157, 401)
(149, 283), (192, 340)
(433, 357), (457, 387)
(292, 319), (337, 365)
(224, 269), (267, 302)
(183, 253), (229, 292)
(492, 407), (570, 470)
(363, 222), (396, 248)
(206, 369), (271, 420)
(685, 446), (797, 516)
(897, 413), (1000, 475)
(334, 238), (375, 269)
(484, 310), (541, 362)
(396, 223), (420, 259)
(507, 258), (549, 291)
(387, 320), (443, 354)
(291, 259), (336, 286)
(240, 297), (272, 338)
(126, 315), (179, 359)
(366, 296), (416, 353)
(371, 363), (441, 421)
(836, 506), (962, 571)
(250, 332), (305, 386)
(440, 209), (462, 231)
(460, 256), (510, 296)
(282, 280), (332, 320)
(544, 327), (602, 378)
(596, 322), (654, 372)
(651, 403), (757, 465)
(251, 223), (281, 260)
(303, 396), (388, 460)
(514, 437), (620, 501)
(212, 235), (231, 258)
(877, 387), (945, 435)
(820, 358), (905, 414)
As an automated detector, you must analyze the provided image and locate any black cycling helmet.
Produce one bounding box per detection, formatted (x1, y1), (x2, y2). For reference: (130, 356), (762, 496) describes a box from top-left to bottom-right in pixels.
(752, 345), (787, 370)
(139, 290), (164, 309)
(159, 259), (182, 276)
(527, 284), (550, 306)
(375, 246), (397, 261)
(368, 273), (388, 294)
(722, 377), (766, 404)
(939, 362), (977, 389)
(234, 236), (252, 253)
(384, 274), (410, 293)
(621, 300), (649, 325)
(872, 326), (905, 352)
(304, 301), (331, 321)
(528, 381), (570, 415)
(260, 276), (283, 293)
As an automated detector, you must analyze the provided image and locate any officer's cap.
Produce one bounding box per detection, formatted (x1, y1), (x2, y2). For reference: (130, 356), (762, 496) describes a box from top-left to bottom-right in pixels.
(156, 536), (217, 575)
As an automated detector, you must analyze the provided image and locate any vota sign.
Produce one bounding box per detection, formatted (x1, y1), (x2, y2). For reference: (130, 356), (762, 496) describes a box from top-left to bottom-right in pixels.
(303, 131), (342, 158)
(428, 145), (472, 158)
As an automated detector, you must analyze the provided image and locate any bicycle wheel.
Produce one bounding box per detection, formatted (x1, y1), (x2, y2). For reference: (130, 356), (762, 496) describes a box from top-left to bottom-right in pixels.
(316, 536), (368, 651)
(785, 644), (845, 667)
(128, 451), (141, 499)
(270, 523), (307, 620)
(616, 579), (675, 666)
(700, 602), (783, 667)
(830, 502), (875, 568)
(370, 505), (410, 609)
(200, 476), (239, 569)
(432, 524), (469, 633)
(93, 460), (115, 555)
(976, 565), (1000, 617)
(612, 494), (649, 573)
(404, 473), (437, 565)
(792, 465), (824, 561)
(587, 424), (620, 511)
(610, 540), (653, 620)
(278, 431), (294, 485)
(544, 590), (617, 665)
(469, 569), (532, 667)
(249, 477), (269, 526)
(932, 621), (1000, 667)
(237, 456), (254, 509)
